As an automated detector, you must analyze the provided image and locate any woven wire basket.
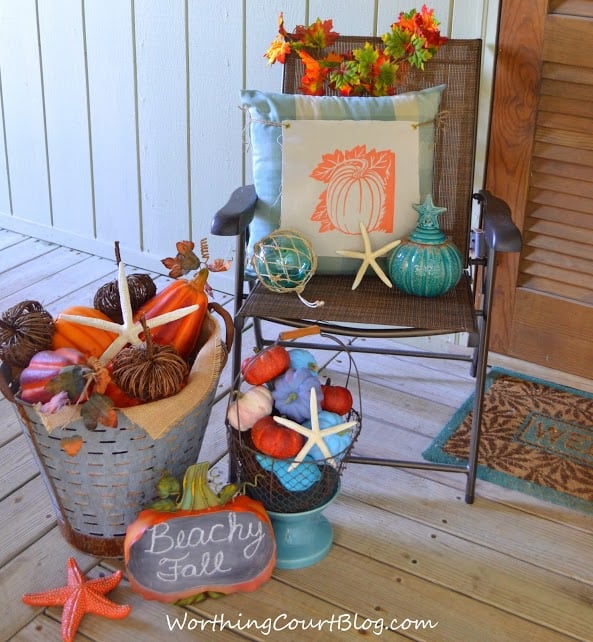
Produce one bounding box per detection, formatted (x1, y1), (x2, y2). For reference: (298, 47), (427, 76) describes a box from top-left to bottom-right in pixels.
(0, 305), (233, 558)
(228, 410), (360, 513)
(227, 330), (362, 514)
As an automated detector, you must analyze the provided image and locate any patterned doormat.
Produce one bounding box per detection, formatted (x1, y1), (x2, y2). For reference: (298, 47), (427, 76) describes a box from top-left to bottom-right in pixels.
(423, 368), (593, 514)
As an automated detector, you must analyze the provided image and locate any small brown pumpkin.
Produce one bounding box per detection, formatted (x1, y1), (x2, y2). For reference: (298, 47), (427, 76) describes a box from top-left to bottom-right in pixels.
(110, 316), (188, 402)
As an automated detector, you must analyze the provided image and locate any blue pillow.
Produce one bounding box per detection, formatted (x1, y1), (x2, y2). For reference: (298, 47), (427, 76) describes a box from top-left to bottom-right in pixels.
(241, 86), (446, 267)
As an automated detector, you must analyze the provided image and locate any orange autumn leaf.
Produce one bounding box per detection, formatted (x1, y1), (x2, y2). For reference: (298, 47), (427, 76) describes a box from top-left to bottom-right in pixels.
(293, 17), (338, 50)
(161, 240), (201, 277)
(277, 11), (288, 38)
(87, 357), (111, 395)
(61, 435), (83, 457)
(264, 37), (292, 65)
(298, 50), (330, 95)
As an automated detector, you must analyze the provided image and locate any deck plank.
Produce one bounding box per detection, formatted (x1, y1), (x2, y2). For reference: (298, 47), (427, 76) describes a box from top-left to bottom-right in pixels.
(0, 475), (57, 568)
(0, 433), (38, 501)
(331, 487), (593, 639)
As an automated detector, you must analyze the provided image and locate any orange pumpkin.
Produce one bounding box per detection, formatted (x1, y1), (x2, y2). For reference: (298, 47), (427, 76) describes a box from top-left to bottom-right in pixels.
(251, 415), (304, 459)
(320, 379), (353, 416)
(241, 344), (290, 385)
(133, 269), (209, 360)
(52, 306), (118, 358)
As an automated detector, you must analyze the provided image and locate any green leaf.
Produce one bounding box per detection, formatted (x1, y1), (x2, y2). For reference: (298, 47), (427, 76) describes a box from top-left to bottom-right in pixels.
(46, 365), (91, 401)
(352, 43), (378, 77)
(374, 61), (398, 96)
(329, 60), (361, 91)
(382, 29), (410, 60)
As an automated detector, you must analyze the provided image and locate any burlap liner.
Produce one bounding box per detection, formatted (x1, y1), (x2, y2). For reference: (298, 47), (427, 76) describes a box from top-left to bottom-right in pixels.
(19, 313), (226, 439)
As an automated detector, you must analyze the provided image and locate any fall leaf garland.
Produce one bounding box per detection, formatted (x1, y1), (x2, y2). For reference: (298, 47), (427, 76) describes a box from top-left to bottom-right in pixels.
(264, 6), (447, 96)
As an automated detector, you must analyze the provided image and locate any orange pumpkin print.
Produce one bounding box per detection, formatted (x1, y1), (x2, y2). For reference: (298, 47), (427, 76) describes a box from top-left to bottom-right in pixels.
(310, 144), (395, 234)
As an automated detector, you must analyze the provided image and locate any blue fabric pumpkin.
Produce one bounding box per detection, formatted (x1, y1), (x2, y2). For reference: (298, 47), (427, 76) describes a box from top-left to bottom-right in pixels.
(288, 348), (318, 373)
(304, 410), (354, 461)
(272, 368), (322, 422)
(256, 453), (321, 491)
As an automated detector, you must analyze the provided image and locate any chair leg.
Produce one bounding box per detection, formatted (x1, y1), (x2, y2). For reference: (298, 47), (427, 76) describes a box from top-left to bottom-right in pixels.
(252, 317), (264, 351)
(465, 317), (489, 503)
(465, 246), (499, 502)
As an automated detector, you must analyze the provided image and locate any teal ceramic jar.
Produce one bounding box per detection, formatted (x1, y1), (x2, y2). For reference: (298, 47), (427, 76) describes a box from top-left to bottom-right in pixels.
(387, 195), (463, 297)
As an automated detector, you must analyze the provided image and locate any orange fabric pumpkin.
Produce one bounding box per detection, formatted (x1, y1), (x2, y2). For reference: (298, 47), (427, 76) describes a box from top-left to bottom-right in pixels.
(241, 344), (290, 385)
(134, 269), (209, 360)
(320, 380), (353, 415)
(52, 306), (118, 358)
(251, 415), (305, 459)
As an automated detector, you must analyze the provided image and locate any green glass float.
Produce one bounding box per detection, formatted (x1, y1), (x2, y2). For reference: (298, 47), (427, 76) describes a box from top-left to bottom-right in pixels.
(387, 195), (463, 297)
(252, 229), (317, 294)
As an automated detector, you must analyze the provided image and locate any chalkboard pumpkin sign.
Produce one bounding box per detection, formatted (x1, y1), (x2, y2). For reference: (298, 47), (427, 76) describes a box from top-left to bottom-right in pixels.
(124, 463), (276, 603)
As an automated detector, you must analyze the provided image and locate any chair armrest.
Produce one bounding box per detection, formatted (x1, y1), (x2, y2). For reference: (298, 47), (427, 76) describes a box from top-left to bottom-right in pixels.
(474, 190), (522, 253)
(210, 185), (258, 237)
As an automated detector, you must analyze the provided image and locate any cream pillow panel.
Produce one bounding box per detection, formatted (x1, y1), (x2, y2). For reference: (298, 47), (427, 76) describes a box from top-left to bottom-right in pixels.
(241, 85), (446, 272)
(281, 119), (420, 274)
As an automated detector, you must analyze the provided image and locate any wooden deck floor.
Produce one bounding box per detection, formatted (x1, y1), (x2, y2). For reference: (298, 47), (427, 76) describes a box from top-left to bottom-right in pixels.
(2, 230), (593, 642)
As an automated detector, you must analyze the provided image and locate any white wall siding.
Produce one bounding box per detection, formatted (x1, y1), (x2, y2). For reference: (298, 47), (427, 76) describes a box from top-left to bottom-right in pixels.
(39, 0), (93, 238)
(0, 0), (50, 225)
(0, 0), (498, 286)
(86, 0), (140, 252)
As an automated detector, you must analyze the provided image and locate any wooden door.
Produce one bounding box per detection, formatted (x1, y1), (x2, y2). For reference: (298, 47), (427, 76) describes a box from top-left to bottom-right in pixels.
(486, 0), (593, 379)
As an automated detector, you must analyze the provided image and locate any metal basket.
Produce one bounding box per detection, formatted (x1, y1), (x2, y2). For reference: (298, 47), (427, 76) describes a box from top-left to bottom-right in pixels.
(0, 303), (233, 558)
(228, 411), (360, 513)
(227, 328), (362, 514)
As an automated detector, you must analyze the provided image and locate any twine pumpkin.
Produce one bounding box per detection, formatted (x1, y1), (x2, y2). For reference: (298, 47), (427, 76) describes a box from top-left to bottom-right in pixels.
(110, 316), (188, 402)
(0, 300), (54, 367)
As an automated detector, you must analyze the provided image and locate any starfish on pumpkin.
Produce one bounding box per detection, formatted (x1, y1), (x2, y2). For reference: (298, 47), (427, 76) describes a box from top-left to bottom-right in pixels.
(22, 557), (131, 642)
(336, 221), (401, 290)
(59, 261), (199, 365)
(274, 387), (357, 472)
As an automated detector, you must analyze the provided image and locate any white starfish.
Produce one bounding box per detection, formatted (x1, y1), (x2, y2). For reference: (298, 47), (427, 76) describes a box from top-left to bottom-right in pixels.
(336, 221), (401, 290)
(59, 261), (199, 365)
(274, 388), (358, 472)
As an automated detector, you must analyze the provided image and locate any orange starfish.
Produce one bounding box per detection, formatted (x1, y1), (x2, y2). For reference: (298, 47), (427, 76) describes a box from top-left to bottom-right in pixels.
(22, 557), (131, 642)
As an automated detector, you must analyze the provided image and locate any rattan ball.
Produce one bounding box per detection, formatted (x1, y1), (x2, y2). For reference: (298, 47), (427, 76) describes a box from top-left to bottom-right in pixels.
(94, 273), (156, 324)
(252, 229), (317, 294)
(0, 300), (54, 367)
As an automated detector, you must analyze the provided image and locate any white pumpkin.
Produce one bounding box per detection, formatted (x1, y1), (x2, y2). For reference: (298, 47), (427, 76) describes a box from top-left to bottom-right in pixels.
(226, 385), (273, 431)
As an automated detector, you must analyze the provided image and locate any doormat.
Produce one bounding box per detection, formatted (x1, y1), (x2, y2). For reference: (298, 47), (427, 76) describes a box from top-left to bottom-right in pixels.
(423, 368), (593, 514)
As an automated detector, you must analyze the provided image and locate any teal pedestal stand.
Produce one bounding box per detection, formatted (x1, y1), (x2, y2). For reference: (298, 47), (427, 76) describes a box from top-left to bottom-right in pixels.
(267, 487), (339, 570)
